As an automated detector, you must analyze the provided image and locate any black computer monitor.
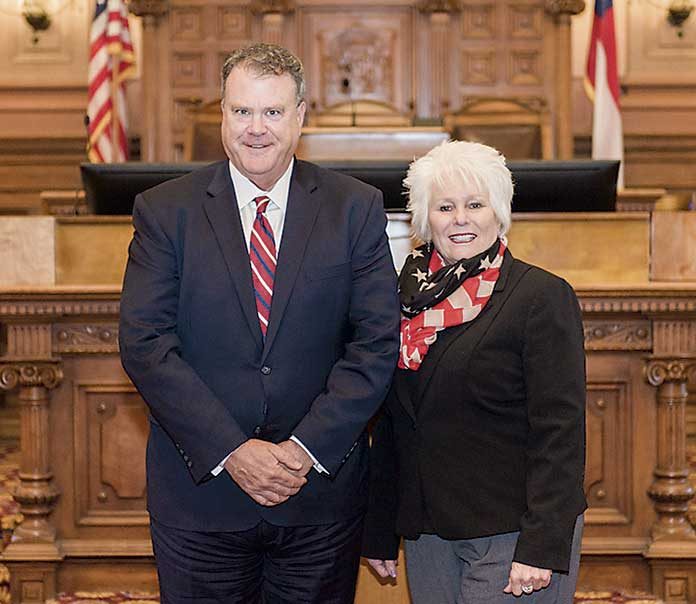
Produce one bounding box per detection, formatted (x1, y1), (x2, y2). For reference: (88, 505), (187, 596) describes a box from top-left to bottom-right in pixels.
(81, 162), (208, 214)
(508, 160), (619, 212)
(314, 160), (619, 212)
(80, 159), (619, 215)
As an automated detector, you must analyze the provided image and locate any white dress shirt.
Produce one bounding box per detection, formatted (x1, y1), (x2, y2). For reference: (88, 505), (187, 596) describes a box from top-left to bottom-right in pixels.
(211, 159), (328, 477)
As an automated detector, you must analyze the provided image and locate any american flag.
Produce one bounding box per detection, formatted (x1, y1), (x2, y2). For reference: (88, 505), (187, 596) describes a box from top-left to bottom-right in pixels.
(585, 0), (624, 188)
(87, 0), (135, 162)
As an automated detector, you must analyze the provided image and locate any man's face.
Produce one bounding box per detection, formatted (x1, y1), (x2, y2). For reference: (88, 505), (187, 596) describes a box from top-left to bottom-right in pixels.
(221, 65), (306, 191)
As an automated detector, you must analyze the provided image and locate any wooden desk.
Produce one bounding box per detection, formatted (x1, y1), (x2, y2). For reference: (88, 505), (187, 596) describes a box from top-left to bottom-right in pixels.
(1, 212), (696, 603)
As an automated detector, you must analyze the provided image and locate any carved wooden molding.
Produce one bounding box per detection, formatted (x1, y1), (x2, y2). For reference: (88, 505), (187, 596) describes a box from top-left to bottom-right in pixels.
(579, 297), (696, 315)
(584, 320), (652, 351)
(0, 298), (120, 319)
(53, 324), (119, 354)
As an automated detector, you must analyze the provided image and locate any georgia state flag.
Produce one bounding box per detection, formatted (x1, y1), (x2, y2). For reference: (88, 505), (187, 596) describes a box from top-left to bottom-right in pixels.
(585, 0), (624, 188)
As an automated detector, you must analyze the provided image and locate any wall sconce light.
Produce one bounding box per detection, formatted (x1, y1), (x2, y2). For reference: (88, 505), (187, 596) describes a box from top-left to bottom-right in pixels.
(22, 0), (51, 43)
(646, 0), (694, 37)
(667, 0), (693, 33)
(0, 0), (72, 44)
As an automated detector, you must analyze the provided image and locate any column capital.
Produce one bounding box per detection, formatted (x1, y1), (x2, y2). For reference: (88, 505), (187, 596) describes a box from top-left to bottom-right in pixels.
(544, 0), (585, 17)
(0, 362), (63, 392)
(417, 0), (460, 14)
(644, 356), (696, 387)
(250, 0), (295, 16)
(128, 0), (169, 20)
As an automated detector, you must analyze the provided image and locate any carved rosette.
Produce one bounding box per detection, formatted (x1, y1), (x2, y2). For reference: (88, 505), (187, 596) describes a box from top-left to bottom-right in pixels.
(0, 362), (63, 391)
(544, 0), (585, 16)
(644, 356), (696, 542)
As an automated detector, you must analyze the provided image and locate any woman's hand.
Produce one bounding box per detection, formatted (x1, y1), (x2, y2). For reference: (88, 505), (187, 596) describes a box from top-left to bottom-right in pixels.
(366, 558), (398, 579)
(503, 561), (552, 596)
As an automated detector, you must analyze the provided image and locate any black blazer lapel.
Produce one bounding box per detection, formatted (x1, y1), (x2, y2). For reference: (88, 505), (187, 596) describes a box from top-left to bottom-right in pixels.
(414, 251), (531, 405)
(262, 160), (321, 360)
(202, 162), (263, 349)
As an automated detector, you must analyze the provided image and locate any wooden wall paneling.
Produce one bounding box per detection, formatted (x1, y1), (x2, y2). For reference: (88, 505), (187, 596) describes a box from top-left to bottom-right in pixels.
(72, 381), (149, 527)
(584, 379), (632, 525)
(165, 0), (253, 160)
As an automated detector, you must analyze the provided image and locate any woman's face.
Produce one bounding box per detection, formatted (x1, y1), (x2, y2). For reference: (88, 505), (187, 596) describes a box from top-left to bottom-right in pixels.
(428, 180), (501, 265)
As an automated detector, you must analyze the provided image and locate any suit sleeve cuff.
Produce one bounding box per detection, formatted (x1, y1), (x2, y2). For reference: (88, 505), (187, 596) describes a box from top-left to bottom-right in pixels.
(290, 435), (329, 475)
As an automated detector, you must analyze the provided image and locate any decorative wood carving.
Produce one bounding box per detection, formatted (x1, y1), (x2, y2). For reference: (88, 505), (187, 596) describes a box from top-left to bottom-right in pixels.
(644, 357), (696, 543)
(508, 48), (542, 85)
(584, 382), (632, 524)
(584, 320), (652, 351)
(217, 8), (250, 39)
(508, 4), (543, 38)
(0, 362), (62, 549)
(653, 321), (696, 356)
(53, 324), (119, 354)
(319, 25), (395, 106)
(5, 324), (52, 358)
(461, 50), (497, 85)
(461, 3), (496, 38)
(172, 53), (205, 88)
(171, 8), (204, 41)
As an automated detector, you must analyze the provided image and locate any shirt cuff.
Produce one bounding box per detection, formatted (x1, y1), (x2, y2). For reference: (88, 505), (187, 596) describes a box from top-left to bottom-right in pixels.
(289, 435), (329, 475)
(211, 451), (233, 476)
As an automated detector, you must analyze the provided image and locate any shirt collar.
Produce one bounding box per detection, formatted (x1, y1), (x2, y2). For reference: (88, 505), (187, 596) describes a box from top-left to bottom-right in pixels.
(228, 158), (294, 213)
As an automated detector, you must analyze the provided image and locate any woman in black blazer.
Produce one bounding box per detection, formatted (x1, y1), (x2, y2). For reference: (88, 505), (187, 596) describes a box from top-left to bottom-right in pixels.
(363, 140), (586, 603)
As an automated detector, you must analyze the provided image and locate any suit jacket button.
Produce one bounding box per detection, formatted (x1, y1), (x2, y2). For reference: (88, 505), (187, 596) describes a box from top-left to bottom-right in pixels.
(260, 366), (271, 375)
(254, 426), (262, 436)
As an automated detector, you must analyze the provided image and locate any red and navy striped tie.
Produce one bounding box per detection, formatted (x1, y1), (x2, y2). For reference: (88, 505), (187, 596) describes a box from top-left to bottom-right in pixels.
(249, 196), (276, 338)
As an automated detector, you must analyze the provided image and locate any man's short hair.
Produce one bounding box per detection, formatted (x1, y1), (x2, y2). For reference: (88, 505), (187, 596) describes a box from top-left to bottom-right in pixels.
(221, 43), (305, 104)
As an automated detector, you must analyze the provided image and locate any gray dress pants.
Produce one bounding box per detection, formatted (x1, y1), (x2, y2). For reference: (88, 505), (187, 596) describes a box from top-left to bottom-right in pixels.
(404, 515), (583, 604)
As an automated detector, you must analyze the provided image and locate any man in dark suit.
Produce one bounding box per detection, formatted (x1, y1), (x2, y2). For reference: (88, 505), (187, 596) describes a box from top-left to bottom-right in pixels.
(119, 42), (400, 603)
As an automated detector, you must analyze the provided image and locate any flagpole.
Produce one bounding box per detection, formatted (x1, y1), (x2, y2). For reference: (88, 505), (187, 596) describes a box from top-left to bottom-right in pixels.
(111, 51), (121, 162)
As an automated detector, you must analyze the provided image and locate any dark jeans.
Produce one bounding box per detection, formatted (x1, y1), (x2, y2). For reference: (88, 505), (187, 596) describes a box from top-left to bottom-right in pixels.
(150, 515), (363, 604)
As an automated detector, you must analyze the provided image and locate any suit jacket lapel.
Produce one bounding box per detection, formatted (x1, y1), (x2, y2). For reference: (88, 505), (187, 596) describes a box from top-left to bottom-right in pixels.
(202, 161), (263, 349)
(262, 160), (321, 361)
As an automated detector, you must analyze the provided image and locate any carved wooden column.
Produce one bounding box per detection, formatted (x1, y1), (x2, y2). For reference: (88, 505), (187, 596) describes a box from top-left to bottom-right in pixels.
(129, 0), (169, 161)
(0, 362), (63, 554)
(418, 0), (458, 118)
(545, 0), (584, 159)
(644, 357), (696, 543)
(251, 0), (294, 47)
